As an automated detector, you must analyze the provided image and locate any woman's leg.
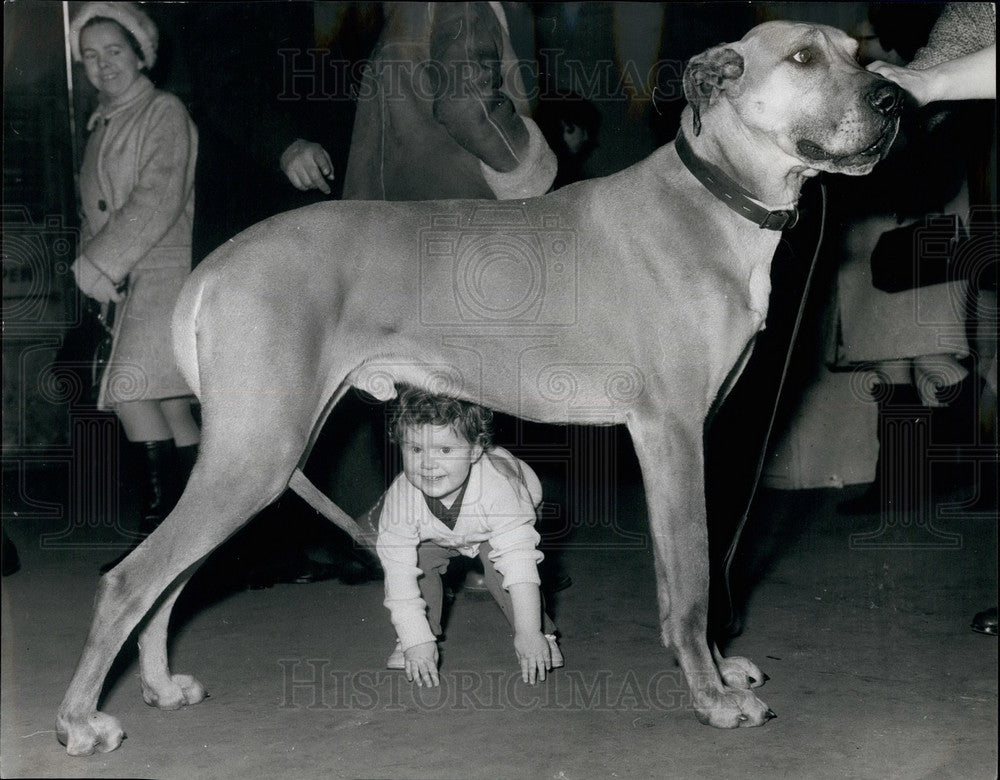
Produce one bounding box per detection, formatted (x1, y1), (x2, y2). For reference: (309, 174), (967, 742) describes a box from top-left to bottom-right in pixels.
(159, 397), (201, 447)
(115, 400), (171, 443)
(100, 401), (176, 572)
(160, 397), (200, 501)
(113, 402), (175, 525)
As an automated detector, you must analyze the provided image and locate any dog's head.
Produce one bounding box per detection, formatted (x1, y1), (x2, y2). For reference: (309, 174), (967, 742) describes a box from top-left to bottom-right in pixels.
(683, 21), (902, 175)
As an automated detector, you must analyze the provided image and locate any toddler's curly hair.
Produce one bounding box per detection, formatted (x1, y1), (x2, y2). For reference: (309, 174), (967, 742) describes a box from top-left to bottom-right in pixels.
(388, 385), (493, 449)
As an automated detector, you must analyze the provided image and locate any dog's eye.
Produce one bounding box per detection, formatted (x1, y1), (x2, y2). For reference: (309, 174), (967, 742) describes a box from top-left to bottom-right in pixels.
(790, 48), (814, 65)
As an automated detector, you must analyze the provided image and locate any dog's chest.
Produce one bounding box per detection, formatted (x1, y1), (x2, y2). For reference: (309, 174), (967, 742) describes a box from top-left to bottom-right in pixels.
(747, 262), (771, 328)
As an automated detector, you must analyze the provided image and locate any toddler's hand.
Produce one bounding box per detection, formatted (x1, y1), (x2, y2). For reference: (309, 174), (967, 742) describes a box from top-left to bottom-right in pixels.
(514, 630), (550, 684)
(403, 641), (439, 688)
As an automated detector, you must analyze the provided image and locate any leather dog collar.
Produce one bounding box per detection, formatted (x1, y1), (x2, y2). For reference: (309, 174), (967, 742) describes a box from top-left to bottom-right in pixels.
(675, 131), (798, 231)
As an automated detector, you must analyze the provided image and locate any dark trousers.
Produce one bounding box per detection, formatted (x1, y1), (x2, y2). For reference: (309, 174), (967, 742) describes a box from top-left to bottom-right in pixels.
(417, 541), (557, 637)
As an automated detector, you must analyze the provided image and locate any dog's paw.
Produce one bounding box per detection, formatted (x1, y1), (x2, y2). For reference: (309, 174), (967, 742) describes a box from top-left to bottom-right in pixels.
(142, 674), (207, 710)
(717, 655), (767, 689)
(56, 710), (125, 756)
(695, 687), (775, 729)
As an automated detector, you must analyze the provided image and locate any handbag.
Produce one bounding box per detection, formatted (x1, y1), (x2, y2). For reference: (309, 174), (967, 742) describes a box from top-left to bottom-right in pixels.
(869, 213), (964, 293)
(88, 279), (128, 403)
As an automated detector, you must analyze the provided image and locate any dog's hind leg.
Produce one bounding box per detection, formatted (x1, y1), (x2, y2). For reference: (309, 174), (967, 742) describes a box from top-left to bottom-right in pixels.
(56, 422), (307, 755)
(136, 383), (367, 710)
(137, 574), (205, 710)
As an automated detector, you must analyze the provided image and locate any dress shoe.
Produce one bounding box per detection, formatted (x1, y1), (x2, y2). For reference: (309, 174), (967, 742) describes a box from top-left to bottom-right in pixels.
(2, 531), (20, 577)
(971, 607), (998, 635)
(546, 573), (573, 593)
(330, 550), (383, 585)
(245, 559), (340, 590)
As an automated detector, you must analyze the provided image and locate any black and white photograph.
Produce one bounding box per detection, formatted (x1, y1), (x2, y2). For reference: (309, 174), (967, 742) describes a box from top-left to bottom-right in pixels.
(2, 1), (996, 777)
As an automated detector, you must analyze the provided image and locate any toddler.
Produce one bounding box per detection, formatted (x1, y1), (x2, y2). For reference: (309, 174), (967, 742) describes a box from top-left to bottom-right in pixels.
(375, 387), (562, 687)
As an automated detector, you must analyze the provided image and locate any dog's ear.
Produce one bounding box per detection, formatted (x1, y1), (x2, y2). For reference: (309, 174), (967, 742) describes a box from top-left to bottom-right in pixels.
(682, 45), (745, 136)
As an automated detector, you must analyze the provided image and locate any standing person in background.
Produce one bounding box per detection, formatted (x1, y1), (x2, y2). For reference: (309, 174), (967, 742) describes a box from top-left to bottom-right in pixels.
(68, 2), (200, 572)
(343, 2), (559, 595)
(186, 2), (384, 588)
(189, 2), (382, 264)
(342, 2), (556, 201)
(867, 2), (997, 637)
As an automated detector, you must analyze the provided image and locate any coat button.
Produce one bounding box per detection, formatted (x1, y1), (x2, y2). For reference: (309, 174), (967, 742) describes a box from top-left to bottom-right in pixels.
(98, 200), (107, 211)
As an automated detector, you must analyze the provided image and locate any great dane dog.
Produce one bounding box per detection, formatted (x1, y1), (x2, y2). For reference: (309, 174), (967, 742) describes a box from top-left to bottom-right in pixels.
(57, 21), (900, 754)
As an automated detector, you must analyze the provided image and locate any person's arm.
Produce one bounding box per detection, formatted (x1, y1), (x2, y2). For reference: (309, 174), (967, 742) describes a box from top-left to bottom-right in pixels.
(508, 582), (550, 684)
(429, 2), (556, 198)
(190, 5), (334, 193)
(867, 44), (996, 105)
(482, 475), (550, 682)
(377, 530), (436, 651)
(376, 493), (438, 685)
(78, 95), (195, 284)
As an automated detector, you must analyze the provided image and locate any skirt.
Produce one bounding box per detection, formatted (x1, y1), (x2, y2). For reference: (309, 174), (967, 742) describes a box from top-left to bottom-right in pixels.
(98, 264), (193, 410)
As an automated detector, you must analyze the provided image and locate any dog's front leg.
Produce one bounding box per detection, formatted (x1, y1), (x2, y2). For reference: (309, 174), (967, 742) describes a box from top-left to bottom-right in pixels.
(628, 414), (773, 727)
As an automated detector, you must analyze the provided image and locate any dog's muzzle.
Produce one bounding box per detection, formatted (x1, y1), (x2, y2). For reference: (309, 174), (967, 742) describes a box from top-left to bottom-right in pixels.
(796, 78), (903, 166)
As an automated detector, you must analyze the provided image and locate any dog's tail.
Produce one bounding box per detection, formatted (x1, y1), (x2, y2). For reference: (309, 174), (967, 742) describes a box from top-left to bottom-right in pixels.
(171, 268), (205, 399)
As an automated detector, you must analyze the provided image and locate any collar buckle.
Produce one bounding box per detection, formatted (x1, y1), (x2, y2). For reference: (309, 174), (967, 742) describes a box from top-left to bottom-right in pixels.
(759, 209), (797, 231)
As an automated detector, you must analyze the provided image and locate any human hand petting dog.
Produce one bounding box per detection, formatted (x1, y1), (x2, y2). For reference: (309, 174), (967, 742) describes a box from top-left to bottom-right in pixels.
(867, 44), (996, 105)
(403, 641), (439, 687)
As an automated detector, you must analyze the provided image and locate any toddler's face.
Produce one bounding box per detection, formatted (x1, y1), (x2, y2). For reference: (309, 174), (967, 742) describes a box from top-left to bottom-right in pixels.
(399, 423), (482, 504)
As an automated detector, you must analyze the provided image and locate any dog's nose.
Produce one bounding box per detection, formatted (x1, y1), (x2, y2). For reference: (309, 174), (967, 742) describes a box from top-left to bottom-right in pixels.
(867, 80), (903, 116)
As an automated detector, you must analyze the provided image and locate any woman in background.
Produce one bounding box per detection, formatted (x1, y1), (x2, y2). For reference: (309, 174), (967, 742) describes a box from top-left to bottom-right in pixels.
(69, 2), (199, 571)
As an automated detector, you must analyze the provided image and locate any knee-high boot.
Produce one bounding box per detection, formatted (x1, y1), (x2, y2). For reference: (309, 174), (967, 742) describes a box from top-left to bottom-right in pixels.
(139, 440), (179, 533)
(100, 440), (178, 573)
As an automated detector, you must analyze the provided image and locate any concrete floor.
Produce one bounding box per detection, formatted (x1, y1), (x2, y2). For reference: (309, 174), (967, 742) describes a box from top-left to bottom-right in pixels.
(1, 462), (996, 779)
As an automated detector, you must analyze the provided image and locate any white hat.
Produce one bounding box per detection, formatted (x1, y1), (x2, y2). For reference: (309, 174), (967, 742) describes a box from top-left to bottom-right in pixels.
(70, 2), (158, 69)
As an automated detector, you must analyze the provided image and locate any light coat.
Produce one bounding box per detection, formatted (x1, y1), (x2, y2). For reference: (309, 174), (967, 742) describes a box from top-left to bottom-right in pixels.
(79, 75), (197, 408)
(342, 2), (554, 201)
